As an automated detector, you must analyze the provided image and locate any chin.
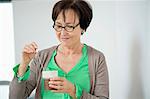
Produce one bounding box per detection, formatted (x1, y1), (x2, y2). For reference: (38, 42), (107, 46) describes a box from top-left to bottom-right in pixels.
(61, 42), (71, 46)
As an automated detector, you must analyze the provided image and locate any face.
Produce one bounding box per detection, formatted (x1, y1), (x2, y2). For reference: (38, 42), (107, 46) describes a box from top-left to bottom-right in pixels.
(54, 9), (83, 47)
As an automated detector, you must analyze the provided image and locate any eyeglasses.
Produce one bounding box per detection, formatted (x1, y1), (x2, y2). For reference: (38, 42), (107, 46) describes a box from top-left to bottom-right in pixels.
(53, 23), (79, 32)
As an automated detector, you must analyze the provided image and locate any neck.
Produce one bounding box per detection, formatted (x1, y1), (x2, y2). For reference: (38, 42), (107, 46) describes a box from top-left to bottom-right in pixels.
(58, 42), (83, 55)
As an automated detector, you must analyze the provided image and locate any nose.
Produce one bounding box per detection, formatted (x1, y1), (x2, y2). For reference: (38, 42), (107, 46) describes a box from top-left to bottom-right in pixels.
(60, 28), (67, 35)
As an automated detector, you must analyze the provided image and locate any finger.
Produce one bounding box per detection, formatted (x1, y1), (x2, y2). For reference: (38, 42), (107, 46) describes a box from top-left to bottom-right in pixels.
(24, 47), (34, 53)
(28, 44), (37, 53)
(49, 81), (63, 86)
(23, 46), (33, 53)
(23, 48), (31, 53)
(49, 84), (63, 90)
(31, 42), (38, 49)
(51, 89), (64, 93)
(50, 77), (64, 81)
(31, 42), (38, 51)
(25, 45), (36, 53)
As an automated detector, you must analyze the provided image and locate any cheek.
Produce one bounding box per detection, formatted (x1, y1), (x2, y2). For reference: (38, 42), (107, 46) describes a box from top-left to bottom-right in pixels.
(55, 32), (61, 41)
(72, 33), (81, 41)
(56, 32), (60, 38)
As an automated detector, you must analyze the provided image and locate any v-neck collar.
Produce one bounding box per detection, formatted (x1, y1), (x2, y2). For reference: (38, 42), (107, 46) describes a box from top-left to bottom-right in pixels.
(48, 44), (87, 75)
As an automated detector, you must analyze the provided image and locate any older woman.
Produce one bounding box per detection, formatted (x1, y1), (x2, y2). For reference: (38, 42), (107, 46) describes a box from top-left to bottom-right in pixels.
(9, 0), (109, 99)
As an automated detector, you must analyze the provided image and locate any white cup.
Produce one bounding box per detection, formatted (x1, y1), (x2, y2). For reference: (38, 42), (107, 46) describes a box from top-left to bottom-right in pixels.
(42, 70), (58, 90)
(42, 70), (58, 79)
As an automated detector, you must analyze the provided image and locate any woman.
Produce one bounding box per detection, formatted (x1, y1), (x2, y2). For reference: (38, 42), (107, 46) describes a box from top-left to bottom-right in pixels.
(9, 0), (109, 99)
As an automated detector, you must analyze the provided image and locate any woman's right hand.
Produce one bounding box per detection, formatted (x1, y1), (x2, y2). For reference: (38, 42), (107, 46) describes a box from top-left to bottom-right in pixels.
(18, 42), (38, 76)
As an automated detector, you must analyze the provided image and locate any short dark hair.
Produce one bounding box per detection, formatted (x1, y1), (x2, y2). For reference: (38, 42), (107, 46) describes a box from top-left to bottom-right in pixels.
(52, 0), (93, 32)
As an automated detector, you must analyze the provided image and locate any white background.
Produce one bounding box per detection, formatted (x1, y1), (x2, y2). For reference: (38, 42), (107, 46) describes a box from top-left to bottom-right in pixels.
(0, 0), (150, 99)
(0, 3), (15, 99)
(0, 3), (14, 81)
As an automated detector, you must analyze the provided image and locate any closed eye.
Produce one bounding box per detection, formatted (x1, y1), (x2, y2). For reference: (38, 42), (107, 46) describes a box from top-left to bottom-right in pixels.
(66, 25), (74, 28)
(56, 25), (62, 28)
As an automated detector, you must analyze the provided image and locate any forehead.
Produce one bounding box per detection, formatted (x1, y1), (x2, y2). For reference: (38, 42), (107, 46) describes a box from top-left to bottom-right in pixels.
(56, 9), (79, 24)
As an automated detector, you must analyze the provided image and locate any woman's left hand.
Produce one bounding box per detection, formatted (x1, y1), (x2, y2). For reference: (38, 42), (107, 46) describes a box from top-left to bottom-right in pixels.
(49, 77), (76, 98)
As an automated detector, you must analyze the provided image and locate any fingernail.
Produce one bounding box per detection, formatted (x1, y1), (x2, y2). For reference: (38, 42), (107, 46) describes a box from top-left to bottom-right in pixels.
(48, 81), (51, 84)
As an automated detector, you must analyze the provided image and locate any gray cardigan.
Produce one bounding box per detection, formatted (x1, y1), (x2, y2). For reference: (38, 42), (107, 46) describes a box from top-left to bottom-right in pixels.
(9, 45), (109, 99)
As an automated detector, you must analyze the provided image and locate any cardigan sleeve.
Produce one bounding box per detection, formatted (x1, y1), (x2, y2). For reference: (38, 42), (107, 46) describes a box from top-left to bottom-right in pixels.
(81, 52), (109, 99)
(9, 55), (39, 99)
(13, 64), (30, 82)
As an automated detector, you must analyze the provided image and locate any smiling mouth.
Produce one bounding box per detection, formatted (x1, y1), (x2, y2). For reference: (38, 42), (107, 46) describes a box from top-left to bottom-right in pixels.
(61, 37), (70, 39)
(61, 38), (69, 41)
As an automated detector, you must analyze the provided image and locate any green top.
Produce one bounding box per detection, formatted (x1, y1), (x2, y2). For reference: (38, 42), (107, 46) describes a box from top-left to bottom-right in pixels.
(13, 44), (90, 99)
